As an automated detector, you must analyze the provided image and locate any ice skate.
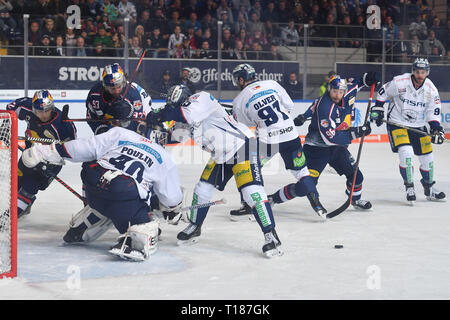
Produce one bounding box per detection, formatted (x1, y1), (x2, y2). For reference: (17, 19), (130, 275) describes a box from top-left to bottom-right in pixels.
(351, 199), (372, 210)
(307, 192), (327, 220)
(422, 180), (446, 202)
(262, 229), (283, 258)
(405, 183), (416, 205)
(109, 236), (146, 262)
(229, 202), (255, 222)
(177, 223), (202, 245)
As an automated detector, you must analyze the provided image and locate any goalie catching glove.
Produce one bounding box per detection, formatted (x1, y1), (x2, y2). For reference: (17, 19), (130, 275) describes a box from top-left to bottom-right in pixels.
(22, 142), (65, 168)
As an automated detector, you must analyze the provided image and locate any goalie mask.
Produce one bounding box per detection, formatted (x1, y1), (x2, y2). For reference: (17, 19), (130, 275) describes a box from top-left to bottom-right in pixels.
(32, 90), (55, 113)
(146, 126), (169, 148)
(232, 63), (256, 88)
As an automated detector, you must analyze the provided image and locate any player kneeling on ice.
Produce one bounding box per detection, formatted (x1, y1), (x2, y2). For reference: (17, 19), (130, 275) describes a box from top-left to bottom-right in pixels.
(6, 90), (77, 218)
(290, 73), (380, 210)
(21, 99), (183, 261)
(370, 58), (446, 204)
(146, 84), (283, 258)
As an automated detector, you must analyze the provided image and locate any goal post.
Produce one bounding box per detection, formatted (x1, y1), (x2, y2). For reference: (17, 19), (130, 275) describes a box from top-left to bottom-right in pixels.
(0, 110), (18, 279)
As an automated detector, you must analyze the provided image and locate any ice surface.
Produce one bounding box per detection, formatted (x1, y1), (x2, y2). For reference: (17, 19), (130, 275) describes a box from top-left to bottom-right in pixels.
(1, 141), (450, 300)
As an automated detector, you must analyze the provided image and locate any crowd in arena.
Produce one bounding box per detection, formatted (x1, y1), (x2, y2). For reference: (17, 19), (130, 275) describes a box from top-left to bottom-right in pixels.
(0, 0), (448, 63)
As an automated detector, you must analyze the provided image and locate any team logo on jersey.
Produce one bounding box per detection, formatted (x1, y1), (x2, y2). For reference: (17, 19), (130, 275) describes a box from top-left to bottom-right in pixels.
(398, 88), (406, 93)
(348, 97), (355, 105)
(320, 119), (329, 127)
(402, 110), (418, 122)
(133, 100), (142, 110)
(251, 85), (261, 91)
(435, 97), (441, 104)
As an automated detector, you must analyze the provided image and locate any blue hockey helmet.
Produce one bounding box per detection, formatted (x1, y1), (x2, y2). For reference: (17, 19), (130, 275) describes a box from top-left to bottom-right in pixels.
(32, 90), (55, 113)
(232, 63), (257, 87)
(102, 63), (126, 88)
(327, 75), (347, 93)
(166, 85), (192, 108)
(412, 57), (430, 75)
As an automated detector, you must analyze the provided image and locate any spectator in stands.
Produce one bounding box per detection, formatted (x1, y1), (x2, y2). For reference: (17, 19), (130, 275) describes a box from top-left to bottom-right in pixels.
(93, 42), (109, 57)
(235, 4), (249, 23)
(0, 0), (16, 34)
(168, 25), (185, 58)
(83, 17), (97, 40)
(184, 12), (201, 33)
(409, 14), (428, 40)
(36, 34), (55, 56)
(247, 12), (265, 37)
(148, 27), (167, 58)
(410, 34), (424, 57)
(201, 12), (217, 36)
(277, 0), (290, 23)
(74, 36), (90, 57)
(430, 17), (445, 43)
(94, 25), (113, 49)
(82, 0), (104, 21)
(319, 70), (336, 97)
(265, 19), (281, 44)
(393, 30), (411, 62)
(178, 67), (196, 93)
(248, 0), (262, 21)
(246, 41), (263, 60)
(100, 13), (115, 34)
(181, 37), (195, 58)
(266, 42), (283, 61)
(134, 24), (146, 48)
(168, 10), (182, 35)
(193, 27), (203, 49)
(201, 0), (217, 19)
(28, 20), (42, 47)
(249, 29), (267, 50)
(41, 17), (57, 45)
(54, 34), (66, 56)
(350, 15), (365, 48)
(384, 16), (399, 41)
(292, 3), (308, 24)
(183, 0), (199, 21)
(155, 70), (174, 98)
(221, 27), (235, 58)
(111, 32), (124, 57)
(317, 13), (336, 47)
(197, 40), (215, 59)
(149, 8), (170, 44)
(233, 12), (248, 36)
(32, 0), (52, 25)
(424, 30), (446, 56)
(337, 15), (353, 48)
(231, 39), (247, 60)
(167, 0), (183, 19)
(129, 35), (144, 57)
(261, 1), (278, 23)
(201, 27), (215, 50)
(309, 3), (323, 24)
(236, 28), (250, 50)
(428, 46), (443, 63)
(281, 19), (300, 46)
(284, 71), (302, 99)
(118, 0), (137, 26)
(103, 0), (119, 26)
(138, 10), (152, 36)
(219, 10), (233, 32)
(64, 27), (76, 56)
(216, 0), (233, 24)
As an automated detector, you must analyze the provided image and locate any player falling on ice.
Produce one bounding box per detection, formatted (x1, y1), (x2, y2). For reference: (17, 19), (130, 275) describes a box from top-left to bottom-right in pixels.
(6, 90), (77, 218)
(283, 72), (380, 211)
(147, 84), (283, 257)
(21, 99), (183, 261)
(370, 58), (446, 204)
(229, 63), (326, 220)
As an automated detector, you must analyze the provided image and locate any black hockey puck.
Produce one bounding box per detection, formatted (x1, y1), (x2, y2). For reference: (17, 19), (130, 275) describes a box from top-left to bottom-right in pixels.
(334, 245), (344, 249)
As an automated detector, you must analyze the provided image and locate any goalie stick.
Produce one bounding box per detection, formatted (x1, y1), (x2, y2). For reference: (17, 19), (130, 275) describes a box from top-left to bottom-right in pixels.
(326, 83), (376, 219)
(18, 145), (87, 205)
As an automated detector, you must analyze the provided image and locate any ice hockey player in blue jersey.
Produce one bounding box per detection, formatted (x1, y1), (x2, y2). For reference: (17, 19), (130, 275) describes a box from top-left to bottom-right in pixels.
(6, 90), (77, 218)
(86, 63), (152, 135)
(21, 99), (183, 261)
(285, 72), (380, 210)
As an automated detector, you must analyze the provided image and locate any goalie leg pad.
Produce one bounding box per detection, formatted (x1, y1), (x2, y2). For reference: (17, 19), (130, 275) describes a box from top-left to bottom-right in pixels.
(63, 205), (113, 243)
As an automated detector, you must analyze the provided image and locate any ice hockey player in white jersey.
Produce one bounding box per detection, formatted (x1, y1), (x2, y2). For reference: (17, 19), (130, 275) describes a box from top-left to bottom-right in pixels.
(147, 84), (283, 257)
(230, 63), (326, 219)
(370, 58), (446, 203)
(22, 100), (183, 261)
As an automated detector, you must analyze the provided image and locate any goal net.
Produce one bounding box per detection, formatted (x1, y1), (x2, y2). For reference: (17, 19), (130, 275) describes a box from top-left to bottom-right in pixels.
(0, 110), (18, 278)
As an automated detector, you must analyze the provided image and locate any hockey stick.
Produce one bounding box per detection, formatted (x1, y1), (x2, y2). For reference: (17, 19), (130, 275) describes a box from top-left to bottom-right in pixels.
(180, 198), (227, 212)
(382, 119), (450, 142)
(19, 136), (60, 143)
(123, 48), (147, 98)
(18, 145), (87, 205)
(326, 83), (376, 219)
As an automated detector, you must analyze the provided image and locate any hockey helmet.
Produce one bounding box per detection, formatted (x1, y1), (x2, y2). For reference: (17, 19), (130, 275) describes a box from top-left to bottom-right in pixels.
(146, 126), (169, 148)
(32, 90), (55, 113)
(166, 85), (192, 108)
(106, 98), (135, 129)
(232, 63), (256, 87)
(327, 75), (347, 93)
(412, 57), (430, 75)
(102, 63), (126, 88)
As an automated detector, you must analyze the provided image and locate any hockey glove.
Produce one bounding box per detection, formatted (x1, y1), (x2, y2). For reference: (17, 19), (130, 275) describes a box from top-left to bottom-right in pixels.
(22, 142), (65, 168)
(369, 106), (384, 127)
(146, 107), (167, 128)
(350, 122), (371, 139)
(430, 125), (445, 144)
(293, 114), (308, 126)
(362, 71), (381, 87)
